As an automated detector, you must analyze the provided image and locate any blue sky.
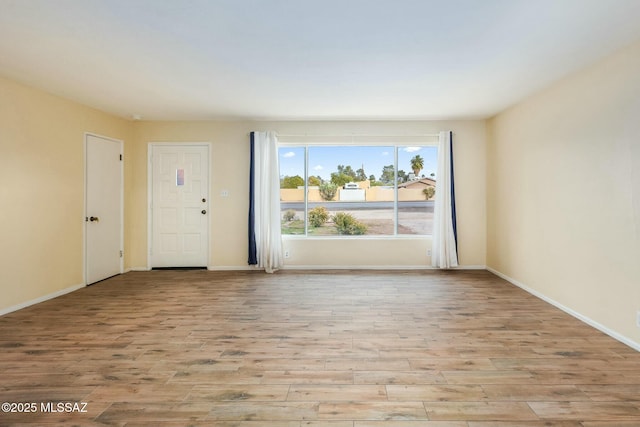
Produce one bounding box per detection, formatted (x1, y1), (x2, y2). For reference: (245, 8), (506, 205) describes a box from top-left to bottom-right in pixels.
(279, 145), (438, 181)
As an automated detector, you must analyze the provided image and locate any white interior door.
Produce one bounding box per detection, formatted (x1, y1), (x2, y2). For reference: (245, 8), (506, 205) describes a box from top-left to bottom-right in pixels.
(150, 144), (209, 268)
(85, 134), (123, 284)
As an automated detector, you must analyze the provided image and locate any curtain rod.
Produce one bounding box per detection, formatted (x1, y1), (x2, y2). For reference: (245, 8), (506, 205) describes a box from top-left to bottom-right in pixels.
(273, 133), (441, 138)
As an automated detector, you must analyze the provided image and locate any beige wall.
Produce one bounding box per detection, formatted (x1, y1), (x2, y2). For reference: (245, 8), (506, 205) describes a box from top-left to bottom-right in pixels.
(280, 187), (432, 202)
(0, 76), (132, 312)
(130, 120), (487, 269)
(487, 41), (640, 345)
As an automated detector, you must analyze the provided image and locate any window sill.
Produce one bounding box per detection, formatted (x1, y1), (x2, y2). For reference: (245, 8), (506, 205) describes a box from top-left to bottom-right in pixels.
(282, 234), (432, 240)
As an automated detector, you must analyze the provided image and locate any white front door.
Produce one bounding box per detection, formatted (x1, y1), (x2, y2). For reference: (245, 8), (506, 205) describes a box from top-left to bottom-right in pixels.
(150, 144), (210, 268)
(85, 134), (123, 284)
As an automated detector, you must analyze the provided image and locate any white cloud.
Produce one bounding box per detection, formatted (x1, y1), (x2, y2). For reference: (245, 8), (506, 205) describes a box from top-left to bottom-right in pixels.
(381, 151), (389, 156)
(313, 165), (324, 171)
(403, 146), (422, 153)
(282, 151), (296, 158)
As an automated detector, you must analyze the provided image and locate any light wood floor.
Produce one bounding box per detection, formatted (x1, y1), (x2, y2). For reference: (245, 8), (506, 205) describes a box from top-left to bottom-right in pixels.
(1, 270), (639, 426)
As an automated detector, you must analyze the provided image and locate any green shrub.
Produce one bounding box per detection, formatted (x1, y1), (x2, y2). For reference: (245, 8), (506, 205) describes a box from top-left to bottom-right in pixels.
(319, 182), (337, 201)
(332, 212), (367, 235)
(283, 209), (297, 221)
(422, 186), (435, 200)
(308, 206), (330, 228)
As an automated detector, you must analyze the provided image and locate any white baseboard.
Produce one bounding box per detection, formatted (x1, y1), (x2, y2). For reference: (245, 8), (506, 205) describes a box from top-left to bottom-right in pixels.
(208, 265), (259, 271)
(131, 266), (257, 272)
(487, 267), (640, 352)
(203, 264), (487, 271)
(282, 264), (429, 270)
(452, 265), (487, 270)
(0, 283), (85, 317)
(124, 264), (487, 272)
(281, 264), (486, 270)
(127, 267), (151, 272)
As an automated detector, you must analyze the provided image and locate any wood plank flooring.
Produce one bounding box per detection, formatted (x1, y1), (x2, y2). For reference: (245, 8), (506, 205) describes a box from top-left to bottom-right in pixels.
(0, 269), (639, 426)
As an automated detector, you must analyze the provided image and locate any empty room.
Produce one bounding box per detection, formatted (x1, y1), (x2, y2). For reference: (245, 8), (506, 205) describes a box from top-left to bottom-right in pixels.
(1, 0), (639, 425)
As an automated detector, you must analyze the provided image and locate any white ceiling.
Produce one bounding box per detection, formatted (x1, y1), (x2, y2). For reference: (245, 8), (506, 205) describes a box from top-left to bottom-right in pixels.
(1, 0), (640, 121)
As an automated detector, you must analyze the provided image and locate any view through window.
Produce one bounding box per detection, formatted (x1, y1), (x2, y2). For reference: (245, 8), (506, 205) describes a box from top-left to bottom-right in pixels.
(279, 144), (438, 236)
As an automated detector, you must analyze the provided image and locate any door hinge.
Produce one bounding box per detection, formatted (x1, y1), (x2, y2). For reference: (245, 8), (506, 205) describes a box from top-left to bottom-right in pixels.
(119, 154), (123, 161)
(119, 250), (123, 258)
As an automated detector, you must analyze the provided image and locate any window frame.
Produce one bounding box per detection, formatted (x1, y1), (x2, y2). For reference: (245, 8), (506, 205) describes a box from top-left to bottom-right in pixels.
(279, 141), (438, 239)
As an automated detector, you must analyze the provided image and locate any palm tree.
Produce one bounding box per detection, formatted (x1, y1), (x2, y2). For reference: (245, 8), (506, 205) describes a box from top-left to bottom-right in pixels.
(410, 155), (424, 177)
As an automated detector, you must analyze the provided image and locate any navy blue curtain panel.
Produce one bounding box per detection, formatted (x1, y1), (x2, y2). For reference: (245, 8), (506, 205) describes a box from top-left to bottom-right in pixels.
(248, 132), (257, 265)
(449, 131), (458, 255)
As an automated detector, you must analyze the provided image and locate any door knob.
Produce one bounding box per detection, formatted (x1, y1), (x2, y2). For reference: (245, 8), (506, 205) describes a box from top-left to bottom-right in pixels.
(201, 210), (206, 215)
(89, 216), (99, 222)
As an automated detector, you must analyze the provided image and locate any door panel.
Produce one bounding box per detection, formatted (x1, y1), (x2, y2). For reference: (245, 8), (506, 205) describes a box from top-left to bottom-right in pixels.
(85, 134), (122, 284)
(151, 144), (209, 267)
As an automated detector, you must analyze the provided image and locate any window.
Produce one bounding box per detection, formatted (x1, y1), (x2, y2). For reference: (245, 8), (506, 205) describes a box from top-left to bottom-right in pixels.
(279, 144), (438, 236)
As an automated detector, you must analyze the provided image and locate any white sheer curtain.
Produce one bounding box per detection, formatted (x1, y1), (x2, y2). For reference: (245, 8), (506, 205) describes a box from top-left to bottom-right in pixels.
(432, 131), (458, 268)
(248, 131), (283, 273)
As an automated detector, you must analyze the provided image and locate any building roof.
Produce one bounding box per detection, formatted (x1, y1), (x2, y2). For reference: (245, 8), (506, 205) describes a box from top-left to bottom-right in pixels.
(398, 178), (436, 189)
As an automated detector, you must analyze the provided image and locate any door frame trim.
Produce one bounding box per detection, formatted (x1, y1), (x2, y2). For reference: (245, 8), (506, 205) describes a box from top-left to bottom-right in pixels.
(147, 142), (212, 270)
(84, 132), (124, 285)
